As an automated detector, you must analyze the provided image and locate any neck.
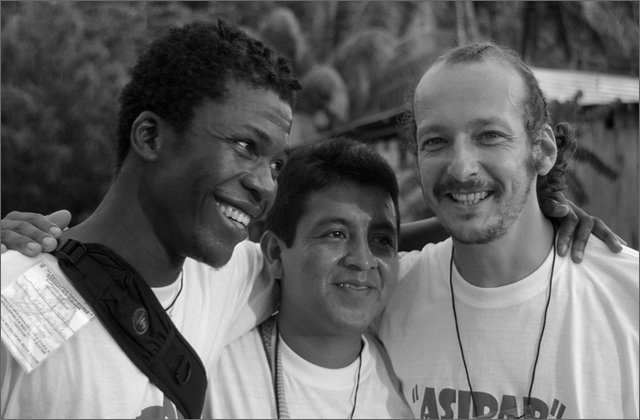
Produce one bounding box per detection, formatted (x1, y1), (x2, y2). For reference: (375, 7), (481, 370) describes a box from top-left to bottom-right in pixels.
(60, 171), (184, 288)
(452, 208), (555, 288)
(277, 312), (363, 369)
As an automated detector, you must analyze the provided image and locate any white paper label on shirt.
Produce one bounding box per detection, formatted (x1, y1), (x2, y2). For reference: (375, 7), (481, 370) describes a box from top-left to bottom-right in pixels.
(1, 262), (95, 373)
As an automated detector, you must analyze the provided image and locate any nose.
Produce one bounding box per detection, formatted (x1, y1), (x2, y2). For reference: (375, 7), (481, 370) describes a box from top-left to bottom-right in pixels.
(242, 160), (276, 203)
(343, 237), (378, 271)
(447, 140), (480, 181)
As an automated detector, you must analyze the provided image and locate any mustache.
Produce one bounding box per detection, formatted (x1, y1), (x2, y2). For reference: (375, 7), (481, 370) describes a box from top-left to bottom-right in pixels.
(434, 178), (495, 196)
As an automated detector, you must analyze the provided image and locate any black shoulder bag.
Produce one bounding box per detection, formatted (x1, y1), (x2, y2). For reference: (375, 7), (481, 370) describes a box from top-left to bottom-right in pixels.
(53, 239), (207, 419)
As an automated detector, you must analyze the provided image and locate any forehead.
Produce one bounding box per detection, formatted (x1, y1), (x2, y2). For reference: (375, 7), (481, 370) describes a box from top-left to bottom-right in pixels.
(193, 81), (293, 136)
(413, 59), (526, 128)
(300, 182), (397, 229)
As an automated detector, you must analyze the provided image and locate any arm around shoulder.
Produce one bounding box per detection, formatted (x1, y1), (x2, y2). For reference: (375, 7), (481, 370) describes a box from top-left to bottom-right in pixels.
(399, 217), (449, 252)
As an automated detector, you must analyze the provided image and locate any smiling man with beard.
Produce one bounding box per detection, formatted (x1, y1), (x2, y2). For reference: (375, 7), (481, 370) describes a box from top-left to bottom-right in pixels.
(377, 42), (639, 419)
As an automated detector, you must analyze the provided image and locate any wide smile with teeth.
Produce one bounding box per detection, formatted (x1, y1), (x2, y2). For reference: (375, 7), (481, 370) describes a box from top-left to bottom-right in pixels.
(217, 202), (251, 228)
(450, 191), (489, 205)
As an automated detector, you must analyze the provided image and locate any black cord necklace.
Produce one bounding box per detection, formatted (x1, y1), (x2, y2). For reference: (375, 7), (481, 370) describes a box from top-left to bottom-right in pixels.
(273, 323), (363, 419)
(449, 229), (556, 419)
(163, 269), (183, 312)
(349, 353), (363, 419)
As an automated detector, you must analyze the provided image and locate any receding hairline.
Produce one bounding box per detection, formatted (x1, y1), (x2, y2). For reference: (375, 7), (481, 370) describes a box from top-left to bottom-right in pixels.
(413, 55), (529, 127)
(416, 54), (523, 99)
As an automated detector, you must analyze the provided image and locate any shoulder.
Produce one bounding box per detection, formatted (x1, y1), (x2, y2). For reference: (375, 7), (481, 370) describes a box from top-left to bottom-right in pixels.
(560, 235), (638, 324)
(223, 325), (262, 352)
(182, 240), (264, 284)
(578, 234), (639, 282)
(361, 333), (393, 384)
(588, 234), (638, 259)
(383, 240), (452, 319)
(361, 333), (415, 418)
(552, 234), (638, 301)
(398, 238), (452, 282)
(231, 240), (264, 265)
(214, 327), (264, 375)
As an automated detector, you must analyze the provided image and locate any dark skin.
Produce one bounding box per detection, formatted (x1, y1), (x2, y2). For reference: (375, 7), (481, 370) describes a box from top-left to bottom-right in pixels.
(1, 190), (626, 262)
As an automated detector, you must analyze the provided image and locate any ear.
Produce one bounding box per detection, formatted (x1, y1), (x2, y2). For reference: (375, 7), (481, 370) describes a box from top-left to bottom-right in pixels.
(533, 124), (557, 176)
(260, 230), (285, 281)
(130, 111), (163, 162)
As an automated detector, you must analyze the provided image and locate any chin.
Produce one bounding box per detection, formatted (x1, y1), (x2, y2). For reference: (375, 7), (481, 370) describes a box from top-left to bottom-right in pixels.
(333, 311), (377, 335)
(449, 221), (509, 244)
(193, 240), (236, 269)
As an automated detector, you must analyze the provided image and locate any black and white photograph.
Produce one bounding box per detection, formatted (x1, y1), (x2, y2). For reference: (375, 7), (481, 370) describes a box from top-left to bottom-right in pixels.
(1, 2), (638, 419)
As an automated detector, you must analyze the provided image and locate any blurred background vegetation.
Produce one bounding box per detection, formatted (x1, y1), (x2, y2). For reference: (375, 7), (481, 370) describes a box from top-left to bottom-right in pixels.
(2, 1), (638, 248)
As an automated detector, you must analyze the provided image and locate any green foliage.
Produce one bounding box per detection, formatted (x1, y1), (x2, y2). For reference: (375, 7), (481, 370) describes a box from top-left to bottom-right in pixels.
(1, 1), (221, 221)
(1, 2), (134, 220)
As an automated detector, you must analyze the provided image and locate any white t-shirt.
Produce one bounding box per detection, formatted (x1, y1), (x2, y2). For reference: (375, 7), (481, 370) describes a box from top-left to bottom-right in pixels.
(206, 326), (414, 419)
(378, 235), (639, 419)
(1, 240), (271, 419)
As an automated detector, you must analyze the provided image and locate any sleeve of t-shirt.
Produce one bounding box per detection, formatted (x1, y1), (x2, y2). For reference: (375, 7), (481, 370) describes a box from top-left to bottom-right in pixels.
(222, 241), (277, 346)
(370, 247), (428, 334)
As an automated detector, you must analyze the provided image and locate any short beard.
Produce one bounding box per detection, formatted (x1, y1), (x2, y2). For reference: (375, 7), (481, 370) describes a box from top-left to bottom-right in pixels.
(449, 154), (538, 245)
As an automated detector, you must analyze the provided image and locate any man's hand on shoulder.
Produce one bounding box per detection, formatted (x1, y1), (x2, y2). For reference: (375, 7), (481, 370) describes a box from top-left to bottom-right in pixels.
(1, 210), (71, 256)
(539, 191), (626, 263)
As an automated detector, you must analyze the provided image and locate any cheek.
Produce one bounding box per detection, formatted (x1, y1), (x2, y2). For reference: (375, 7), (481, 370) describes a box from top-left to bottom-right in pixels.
(379, 258), (399, 289)
(283, 251), (330, 288)
(417, 159), (440, 185)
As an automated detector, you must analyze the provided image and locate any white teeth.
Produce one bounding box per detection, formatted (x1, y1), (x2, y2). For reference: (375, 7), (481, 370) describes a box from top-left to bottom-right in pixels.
(451, 191), (489, 205)
(337, 283), (368, 290)
(217, 202), (251, 227)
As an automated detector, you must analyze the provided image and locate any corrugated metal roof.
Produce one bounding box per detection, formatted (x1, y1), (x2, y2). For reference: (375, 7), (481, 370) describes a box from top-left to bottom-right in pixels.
(531, 67), (639, 105)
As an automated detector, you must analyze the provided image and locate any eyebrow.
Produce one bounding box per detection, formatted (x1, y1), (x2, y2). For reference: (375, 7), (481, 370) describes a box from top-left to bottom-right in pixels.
(234, 126), (272, 145)
(418, 117), (511, 134)
(226, 126), (290, 157)
(417, 122), (448, 135)
(315, 217), (397, 234)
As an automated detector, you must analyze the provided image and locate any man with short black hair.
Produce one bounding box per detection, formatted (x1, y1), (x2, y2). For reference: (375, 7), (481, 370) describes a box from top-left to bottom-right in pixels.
(1, 19), (299, 419)
(207, 137), (413, 418)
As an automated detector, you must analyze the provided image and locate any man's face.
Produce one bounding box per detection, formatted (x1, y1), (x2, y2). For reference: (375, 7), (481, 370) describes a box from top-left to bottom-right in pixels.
(278, 181), (399, 336)
(143, 81), (292, 267)
(413, 59), (540, 244)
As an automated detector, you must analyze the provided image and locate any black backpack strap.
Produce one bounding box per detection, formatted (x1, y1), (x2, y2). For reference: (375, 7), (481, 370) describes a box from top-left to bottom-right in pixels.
(53, 239), (207, 419)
